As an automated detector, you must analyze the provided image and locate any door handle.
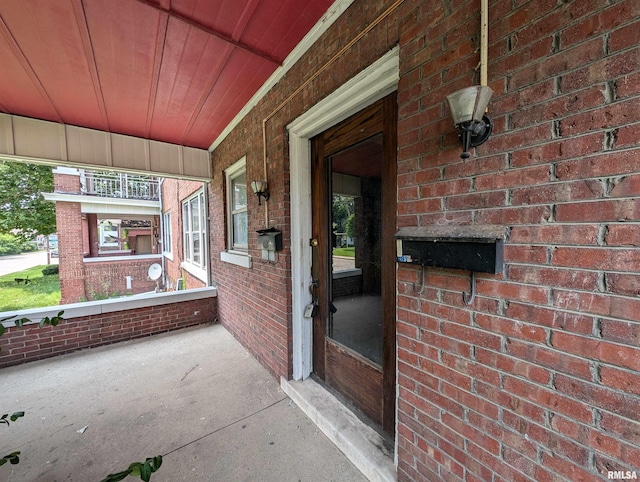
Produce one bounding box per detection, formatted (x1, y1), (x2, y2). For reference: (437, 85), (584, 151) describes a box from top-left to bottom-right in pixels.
(309, 279), (319, 297)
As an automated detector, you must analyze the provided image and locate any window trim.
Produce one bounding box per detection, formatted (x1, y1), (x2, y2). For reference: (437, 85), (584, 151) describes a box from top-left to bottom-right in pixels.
(181, 189), (207, 280)
(222, 157), (251, 268)
(162, 211), (172, 260)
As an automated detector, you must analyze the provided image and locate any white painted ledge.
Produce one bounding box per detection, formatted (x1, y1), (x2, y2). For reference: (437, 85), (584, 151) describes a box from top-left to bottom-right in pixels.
(220, 250), (252, 268)
(84, 254), (162, 263)
(180, 261), (208, 282)
(333, 268), (363, 279)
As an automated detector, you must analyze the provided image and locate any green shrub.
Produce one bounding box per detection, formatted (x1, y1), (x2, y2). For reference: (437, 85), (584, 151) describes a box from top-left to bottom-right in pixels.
(0, 233), (22, 256)
(42, 265), (59, 276)
(21, 242), (38, 253)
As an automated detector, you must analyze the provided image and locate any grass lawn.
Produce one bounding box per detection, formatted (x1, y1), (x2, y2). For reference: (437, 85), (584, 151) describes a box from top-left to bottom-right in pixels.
(0, 265), (61, 312)
(333, 247), (355, 257)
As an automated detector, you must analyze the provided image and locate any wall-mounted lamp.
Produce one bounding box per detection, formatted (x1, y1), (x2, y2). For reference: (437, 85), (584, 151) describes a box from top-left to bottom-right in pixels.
(251, 180), (270, 205)
(447, 85), (494, 159)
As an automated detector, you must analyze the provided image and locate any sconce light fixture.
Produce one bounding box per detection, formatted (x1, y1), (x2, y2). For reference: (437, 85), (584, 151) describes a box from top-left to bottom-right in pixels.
(251, 180), (270, 205)
(446, 85), (494, 159)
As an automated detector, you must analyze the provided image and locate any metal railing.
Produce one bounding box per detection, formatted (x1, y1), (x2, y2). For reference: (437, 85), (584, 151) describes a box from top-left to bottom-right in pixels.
(81, 171), (160, 200)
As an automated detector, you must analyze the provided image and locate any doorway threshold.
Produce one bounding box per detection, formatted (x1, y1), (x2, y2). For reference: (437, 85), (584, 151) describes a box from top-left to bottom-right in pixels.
(281, 376), (397, 482)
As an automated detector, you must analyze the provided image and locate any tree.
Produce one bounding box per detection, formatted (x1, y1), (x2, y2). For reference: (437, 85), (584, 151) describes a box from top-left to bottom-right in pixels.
(332, 195), (354, 233)
(0, 233), (23, 256)
(0, 162), (56, 243)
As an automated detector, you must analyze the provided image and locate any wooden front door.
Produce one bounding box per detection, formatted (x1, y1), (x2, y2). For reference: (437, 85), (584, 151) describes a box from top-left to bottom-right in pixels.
(310, 94), (397, 435)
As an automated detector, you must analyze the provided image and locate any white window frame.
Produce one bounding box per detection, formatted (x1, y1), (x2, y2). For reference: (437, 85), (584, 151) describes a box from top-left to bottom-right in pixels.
(221, 157), (251, 268)
(99, 222), (119, 247)
(162, 211), (172, 260)
(181, 190), (207, 281)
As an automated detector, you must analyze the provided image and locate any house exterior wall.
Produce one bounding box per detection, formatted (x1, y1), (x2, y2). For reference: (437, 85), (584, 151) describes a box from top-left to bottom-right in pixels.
(160, 179), (208, 291)
(210, 0), (639, 480)
(210, 0), (402, 382)
(52, 170), (164, 302)
(394, 2), (640, 480)
(54, 171), (86, 303)
(84, 260), (157, 299)
(57, 198), (87, 304)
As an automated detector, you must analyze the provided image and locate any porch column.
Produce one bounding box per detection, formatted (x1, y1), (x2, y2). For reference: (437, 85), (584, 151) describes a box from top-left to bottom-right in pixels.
(87, 213), (99, 257)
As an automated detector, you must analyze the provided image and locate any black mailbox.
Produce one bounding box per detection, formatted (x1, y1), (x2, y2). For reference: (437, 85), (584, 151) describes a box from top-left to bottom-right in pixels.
(257, 227), (283, 252)
(394, 225), (506, 274)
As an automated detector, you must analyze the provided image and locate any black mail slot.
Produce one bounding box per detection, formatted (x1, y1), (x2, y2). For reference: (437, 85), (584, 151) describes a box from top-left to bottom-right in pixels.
(394, 225), (506, 274)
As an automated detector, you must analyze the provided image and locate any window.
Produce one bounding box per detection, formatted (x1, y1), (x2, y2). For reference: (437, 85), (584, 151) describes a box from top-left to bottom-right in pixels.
(162, 212), (172, 257)
(182, 190), (206, 271)
(99, 222), (119, 247)
(221, 157), (251, 268)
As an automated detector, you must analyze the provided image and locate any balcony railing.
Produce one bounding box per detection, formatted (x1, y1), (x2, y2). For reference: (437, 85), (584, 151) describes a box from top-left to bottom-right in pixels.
(81, 171), (160, 200)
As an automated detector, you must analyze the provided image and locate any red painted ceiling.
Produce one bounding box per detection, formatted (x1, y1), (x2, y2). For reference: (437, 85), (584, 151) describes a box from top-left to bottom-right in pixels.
(0, 0), (334, 149)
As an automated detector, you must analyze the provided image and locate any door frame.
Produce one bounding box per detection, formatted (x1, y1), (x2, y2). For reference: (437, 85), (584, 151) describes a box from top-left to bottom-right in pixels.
(287, 46), (399, 381)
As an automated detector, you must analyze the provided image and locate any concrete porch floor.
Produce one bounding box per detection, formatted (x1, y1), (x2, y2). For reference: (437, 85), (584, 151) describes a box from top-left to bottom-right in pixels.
(0, 324), (368, 481)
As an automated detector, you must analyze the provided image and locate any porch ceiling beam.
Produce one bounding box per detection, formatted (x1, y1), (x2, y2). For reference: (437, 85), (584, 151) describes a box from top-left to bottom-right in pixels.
(133, 0), (282, 66)
(0, 113), (211, 181)
(42, 192), (161, 215)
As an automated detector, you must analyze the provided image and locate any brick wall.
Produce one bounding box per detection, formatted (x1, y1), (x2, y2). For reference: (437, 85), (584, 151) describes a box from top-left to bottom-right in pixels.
(57, 201), (86, 304)
(394, 0), (640, 480)
(160, 179), (208, 291)
(54, 171), (86, 304)
(333, 272), (363, 298)
(210, 1), (401, 380)
(54, 170), (80, 193)
(211, 0), (639, 480)
(0, 295), (217, 369)
(84, 259), (158, 299)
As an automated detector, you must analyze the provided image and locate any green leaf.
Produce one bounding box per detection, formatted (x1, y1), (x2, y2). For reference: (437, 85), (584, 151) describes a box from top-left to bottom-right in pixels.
(140, 461), (152, 482)
(0, 324), (5, 336)
(0, 451), (21, 466)
(129, 464), (141, 477)
(99, 470), (130, 482)
(10, 411), (25, 422)
(98, 455), (162, 482)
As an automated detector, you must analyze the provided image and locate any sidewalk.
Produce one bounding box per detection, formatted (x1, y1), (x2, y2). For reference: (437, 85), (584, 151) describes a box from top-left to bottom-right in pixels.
(0, 251), (58, 277)
(0, 324), (367, 481)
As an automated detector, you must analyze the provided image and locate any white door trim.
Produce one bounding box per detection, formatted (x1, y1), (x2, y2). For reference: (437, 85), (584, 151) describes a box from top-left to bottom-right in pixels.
(288, 46), (399, 380)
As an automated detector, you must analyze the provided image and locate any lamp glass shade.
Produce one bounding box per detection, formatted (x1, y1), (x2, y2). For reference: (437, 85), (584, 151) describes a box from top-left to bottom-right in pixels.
(251, 180), (268, 194)
(447, 85), (494, 125)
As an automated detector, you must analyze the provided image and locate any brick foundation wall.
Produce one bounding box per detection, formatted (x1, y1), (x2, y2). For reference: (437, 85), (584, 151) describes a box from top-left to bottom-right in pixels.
(211, 0), (640, 480)
(0, 295), (217, 369)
